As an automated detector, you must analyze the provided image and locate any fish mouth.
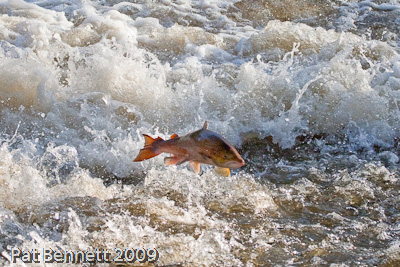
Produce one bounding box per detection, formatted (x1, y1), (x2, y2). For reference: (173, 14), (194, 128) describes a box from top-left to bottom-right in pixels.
(226, 159), (245, 169)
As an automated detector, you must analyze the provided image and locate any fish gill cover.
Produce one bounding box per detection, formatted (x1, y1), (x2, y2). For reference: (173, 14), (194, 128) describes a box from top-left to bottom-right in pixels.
(0, 0), (399, 266)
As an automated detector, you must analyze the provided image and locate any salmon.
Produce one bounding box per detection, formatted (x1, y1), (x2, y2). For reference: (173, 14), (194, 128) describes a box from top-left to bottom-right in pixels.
(133, 121), (245, 176)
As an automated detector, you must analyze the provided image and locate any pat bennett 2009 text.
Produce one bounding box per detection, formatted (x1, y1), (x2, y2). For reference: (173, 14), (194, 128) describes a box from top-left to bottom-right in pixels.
(9, 247), (159, 264)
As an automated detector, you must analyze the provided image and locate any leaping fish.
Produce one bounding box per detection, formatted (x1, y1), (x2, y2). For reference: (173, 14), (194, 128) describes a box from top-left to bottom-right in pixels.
(133, 121), (245, 176)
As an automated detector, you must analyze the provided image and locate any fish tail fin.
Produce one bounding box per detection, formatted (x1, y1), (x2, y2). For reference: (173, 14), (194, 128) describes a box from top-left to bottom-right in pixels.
(133, 134), (164, 162)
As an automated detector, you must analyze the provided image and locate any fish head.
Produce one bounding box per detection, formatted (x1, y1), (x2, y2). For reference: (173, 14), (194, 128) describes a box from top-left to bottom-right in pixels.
(203, 134), (245, 169)
(212, 146), (245, 169)
(191, 128), (245, 169)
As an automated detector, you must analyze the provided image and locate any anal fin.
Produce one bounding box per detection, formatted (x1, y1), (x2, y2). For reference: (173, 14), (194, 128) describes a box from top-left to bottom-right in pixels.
(164, 157), (180, 166)
(189, 161), (200, 175)
(214, 167), (230, 177)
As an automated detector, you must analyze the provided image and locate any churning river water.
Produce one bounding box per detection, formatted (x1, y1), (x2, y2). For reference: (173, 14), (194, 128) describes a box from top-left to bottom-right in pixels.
(1, 0), (400, 266)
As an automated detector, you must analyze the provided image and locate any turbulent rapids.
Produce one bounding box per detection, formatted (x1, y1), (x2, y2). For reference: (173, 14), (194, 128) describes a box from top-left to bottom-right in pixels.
(0, 0), (400, 266)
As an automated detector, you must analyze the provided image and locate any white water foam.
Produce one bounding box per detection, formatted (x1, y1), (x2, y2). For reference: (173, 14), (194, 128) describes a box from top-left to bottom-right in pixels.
(0, 0), (400, 266)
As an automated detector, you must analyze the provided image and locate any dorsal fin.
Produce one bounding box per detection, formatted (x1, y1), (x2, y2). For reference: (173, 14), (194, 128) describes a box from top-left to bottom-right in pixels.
(170, 133), (179, 139)
(203, 121), (208, 129)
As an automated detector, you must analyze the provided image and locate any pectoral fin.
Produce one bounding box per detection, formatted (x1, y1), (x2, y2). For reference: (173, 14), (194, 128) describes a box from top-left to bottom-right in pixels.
(214, 167), (230, 177)
(189, 161), (200, 175)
